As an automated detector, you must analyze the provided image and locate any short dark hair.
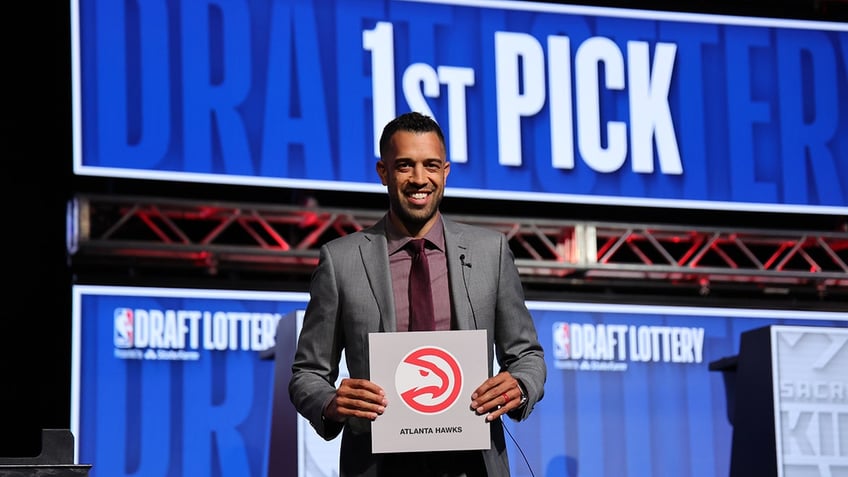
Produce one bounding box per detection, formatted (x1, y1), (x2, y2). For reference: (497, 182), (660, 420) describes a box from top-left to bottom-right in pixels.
(379, 112), (446, 159)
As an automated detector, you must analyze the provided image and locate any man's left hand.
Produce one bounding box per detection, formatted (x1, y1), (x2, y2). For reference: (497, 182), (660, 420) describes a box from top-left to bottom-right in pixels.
(469, 371), (524, 421)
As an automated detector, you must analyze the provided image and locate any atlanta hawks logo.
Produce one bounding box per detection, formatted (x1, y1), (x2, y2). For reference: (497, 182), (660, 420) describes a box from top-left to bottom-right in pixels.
(395, 346), (463, 414)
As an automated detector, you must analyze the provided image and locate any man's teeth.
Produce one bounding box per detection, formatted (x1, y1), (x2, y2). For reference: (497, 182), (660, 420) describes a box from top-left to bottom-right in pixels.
(410, 192), (428, 199)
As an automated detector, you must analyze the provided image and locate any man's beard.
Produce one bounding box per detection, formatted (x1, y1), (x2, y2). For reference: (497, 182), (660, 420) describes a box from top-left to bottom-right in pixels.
(391, 191), (441, 228)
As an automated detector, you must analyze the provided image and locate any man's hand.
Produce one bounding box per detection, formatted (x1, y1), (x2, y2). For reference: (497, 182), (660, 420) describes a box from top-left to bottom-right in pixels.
(324, 378), (387, 422)
(469, 371), (524, 421)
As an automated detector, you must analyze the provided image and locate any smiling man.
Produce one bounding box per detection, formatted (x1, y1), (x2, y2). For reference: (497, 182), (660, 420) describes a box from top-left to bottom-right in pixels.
(377, 116), (449, 239)
(288, 112), (546, 477)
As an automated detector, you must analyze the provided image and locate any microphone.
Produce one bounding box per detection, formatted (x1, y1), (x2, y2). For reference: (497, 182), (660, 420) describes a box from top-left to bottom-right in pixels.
(459, 252), (478, 330)
(460, 254), (471, 268)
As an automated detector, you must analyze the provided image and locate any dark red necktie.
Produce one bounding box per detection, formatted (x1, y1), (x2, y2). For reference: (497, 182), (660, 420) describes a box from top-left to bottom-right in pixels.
(407, 239), (435, 331)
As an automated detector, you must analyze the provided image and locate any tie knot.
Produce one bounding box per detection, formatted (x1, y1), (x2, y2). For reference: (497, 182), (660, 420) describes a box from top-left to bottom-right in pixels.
(407, 239), (426, 256)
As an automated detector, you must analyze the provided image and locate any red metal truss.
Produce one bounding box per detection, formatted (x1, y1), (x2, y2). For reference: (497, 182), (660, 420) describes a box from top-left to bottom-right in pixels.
(67, 194), (848, 297)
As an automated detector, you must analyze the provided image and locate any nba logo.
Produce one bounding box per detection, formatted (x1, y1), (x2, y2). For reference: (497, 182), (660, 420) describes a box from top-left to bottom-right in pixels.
(114, 308), (134, 348)
(552, 322), (571, 359)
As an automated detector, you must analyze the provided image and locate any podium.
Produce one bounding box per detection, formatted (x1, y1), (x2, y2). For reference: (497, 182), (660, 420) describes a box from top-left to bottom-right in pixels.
(259, 310), (300, 477)
(260, 309), (346, 477)
(710, 325), (848, 477)
(0, 429), (91, 476)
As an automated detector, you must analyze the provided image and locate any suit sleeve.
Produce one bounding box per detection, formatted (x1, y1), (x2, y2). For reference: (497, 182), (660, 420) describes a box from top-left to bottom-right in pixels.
(492, 233), (547, 421)
(288, 244), (346, 440)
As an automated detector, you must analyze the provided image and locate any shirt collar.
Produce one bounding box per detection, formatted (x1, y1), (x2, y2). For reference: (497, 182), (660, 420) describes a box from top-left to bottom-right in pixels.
(386, 213), (446, 255)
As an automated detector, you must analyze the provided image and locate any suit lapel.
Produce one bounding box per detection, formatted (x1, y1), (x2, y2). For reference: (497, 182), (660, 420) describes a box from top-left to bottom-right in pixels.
(443, 218), (475, 331)
(360, 215), (476, 332)
(360, 217), (397, 332)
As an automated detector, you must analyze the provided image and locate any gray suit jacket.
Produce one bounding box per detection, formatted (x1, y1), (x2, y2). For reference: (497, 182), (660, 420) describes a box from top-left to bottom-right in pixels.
(289, 214), (546, 476)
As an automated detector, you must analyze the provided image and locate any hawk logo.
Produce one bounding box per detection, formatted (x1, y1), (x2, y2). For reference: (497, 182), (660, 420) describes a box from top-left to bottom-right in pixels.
(395, 346), (463, 415)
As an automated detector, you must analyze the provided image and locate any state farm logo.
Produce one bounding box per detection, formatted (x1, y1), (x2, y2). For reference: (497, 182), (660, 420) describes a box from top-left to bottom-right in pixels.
(395, 346), (463, 415)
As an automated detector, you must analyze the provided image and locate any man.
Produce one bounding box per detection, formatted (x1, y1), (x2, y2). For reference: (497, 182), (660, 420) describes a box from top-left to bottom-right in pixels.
(289, 112), (546, 476)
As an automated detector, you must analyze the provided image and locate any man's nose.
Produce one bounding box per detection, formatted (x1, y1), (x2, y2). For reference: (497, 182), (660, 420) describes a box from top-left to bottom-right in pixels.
(410, 163), (428, 183)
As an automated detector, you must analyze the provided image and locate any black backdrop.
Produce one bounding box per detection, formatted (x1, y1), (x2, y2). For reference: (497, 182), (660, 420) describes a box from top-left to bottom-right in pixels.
(2, 0), (74, 457)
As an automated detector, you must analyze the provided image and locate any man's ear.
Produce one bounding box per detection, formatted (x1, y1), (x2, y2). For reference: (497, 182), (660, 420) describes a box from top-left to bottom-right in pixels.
(376, 160), (388, 185)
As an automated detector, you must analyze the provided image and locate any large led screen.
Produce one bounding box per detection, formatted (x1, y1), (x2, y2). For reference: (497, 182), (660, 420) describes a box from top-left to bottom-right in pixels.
(72, 0), (848, 214)
(72, 285), (848, 476)
(769, 326), (848, 476)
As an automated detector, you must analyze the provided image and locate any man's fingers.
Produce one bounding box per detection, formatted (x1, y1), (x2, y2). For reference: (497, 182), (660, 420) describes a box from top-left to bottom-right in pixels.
(469, 372), (521, 418)
(334, 378), (387, 420)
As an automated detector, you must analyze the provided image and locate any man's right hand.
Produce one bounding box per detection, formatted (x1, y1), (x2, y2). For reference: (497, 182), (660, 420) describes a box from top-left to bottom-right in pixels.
(323, 378), (387, 422)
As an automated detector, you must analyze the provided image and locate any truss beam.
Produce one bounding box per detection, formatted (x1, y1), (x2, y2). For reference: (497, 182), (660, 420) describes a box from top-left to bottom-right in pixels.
(67, 195), (848, 298)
